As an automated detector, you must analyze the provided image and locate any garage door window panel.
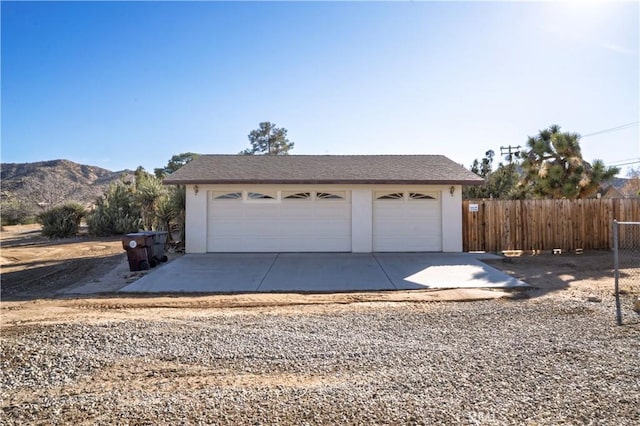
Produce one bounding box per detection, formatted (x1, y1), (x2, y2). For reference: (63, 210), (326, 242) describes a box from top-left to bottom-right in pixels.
(247, 191), (277, 200)
(316, 191), (347, 200)
(409, 192), (437, 200)
(213, 192), (242, 200)
(283, 192), (311, 200)
(376, 192), (404, 200)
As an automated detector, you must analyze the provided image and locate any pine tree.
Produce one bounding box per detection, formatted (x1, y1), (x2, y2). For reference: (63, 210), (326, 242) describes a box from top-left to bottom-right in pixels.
(240, 122), (294, 155)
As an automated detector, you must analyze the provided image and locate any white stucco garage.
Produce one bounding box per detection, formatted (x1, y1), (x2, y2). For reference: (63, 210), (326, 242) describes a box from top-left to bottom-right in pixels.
(164, 155), (482, 253)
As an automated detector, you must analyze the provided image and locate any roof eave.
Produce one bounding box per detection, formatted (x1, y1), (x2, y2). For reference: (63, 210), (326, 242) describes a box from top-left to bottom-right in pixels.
(163, 179), (485, 186)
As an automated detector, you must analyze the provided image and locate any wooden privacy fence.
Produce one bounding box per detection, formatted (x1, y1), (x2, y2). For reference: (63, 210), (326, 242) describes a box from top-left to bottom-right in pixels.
(463, 199), (640, 252)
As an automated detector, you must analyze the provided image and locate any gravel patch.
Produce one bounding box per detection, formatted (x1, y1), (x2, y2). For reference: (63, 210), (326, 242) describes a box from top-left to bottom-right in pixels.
(2, 298), (639, 425)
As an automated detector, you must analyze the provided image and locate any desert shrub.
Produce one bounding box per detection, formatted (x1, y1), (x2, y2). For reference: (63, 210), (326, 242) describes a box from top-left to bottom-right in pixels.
(1, 198), (37, 225)
(85, 167), (184, 237)
(87, 180), (142, 236)
(154, 195), (172, 232)
(168, 185), (186, 243)
(38, 202), (87, 238)
(154, 184), (184, 235)
(134, 168), (168, 230)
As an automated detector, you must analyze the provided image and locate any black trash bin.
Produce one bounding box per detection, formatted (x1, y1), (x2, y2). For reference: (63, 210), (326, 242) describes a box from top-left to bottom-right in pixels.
(122, 233), (155, 271)
(148, 231), (169, 265)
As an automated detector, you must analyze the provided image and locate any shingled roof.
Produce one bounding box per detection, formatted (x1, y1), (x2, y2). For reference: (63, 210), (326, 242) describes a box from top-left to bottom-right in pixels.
(163, 155), (483, 185)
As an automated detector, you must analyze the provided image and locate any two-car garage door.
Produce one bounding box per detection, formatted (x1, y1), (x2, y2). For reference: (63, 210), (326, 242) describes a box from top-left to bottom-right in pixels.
(208, 190), (352, 252)
(207, 189), (442, 252)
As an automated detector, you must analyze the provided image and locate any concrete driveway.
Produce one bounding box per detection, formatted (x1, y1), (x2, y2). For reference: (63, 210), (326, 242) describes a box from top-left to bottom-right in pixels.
(120, 253), (528, 293)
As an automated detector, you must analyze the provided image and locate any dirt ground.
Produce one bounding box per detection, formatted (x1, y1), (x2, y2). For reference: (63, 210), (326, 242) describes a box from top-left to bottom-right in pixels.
(1, 224), (126, 299)
(1, 224), (638, 327)
(2, 225), (639, 424)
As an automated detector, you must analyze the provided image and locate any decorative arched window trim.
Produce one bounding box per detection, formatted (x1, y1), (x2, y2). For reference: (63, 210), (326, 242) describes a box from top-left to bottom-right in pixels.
(409, 192), (437, 200)
(316, 191), (346, 200)
(283, 191), (311, 200)
(376, 192), (405, 200)
(247, 192), (276, 200)
(213, 192), (242, 200)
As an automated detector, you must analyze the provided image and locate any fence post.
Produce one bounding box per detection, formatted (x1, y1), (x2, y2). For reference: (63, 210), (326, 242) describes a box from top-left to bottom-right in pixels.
(613, 220), (622, 326)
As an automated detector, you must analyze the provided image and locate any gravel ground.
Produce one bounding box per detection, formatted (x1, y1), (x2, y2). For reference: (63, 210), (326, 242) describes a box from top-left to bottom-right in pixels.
(1, 297), (639, 425)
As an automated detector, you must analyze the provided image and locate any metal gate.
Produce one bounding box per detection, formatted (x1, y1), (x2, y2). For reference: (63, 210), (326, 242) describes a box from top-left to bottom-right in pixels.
(613, 220), (640, 325)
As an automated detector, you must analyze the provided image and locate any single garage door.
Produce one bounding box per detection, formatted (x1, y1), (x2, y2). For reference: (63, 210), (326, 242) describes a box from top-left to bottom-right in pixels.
(373, 191), (442, 252)
(208, 190), (351, 252)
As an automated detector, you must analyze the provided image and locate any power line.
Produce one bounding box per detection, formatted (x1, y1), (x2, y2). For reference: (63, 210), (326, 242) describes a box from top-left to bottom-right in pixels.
(610, 160), (640, 167)
(582, 121), (639, 138)
(610, 157), (640, 165)
(583, 122), (638, 137)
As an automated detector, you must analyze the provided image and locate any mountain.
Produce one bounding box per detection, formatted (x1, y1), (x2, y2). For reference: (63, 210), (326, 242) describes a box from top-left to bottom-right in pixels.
(1, 159), (134, 223)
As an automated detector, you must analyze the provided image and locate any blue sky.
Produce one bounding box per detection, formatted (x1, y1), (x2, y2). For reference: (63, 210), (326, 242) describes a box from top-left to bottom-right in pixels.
(2, 1), (638, 175)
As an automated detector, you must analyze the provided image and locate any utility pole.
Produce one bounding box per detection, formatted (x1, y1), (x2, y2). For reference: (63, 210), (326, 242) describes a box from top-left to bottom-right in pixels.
(500, 145), (521, 162)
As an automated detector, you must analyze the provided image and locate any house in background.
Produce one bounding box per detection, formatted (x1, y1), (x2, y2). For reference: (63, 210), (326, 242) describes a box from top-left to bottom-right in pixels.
(599, 178), (640, 199)
(164, 155), (483, 253)
(600, 185), (626, 199)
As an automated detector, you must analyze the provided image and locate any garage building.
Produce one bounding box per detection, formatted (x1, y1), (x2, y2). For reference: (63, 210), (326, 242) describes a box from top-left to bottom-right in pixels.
(163, 155), (482, 253)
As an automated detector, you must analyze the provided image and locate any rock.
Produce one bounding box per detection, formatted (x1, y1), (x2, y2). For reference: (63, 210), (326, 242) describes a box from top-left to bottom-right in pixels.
(586, 296), (602, 303)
